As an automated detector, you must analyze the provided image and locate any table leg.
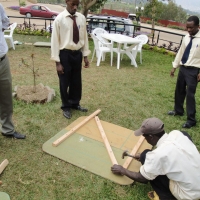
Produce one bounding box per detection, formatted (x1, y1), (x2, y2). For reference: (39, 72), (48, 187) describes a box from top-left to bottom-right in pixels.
(126, 51), (138, 67)
(117, 44), (122, 69)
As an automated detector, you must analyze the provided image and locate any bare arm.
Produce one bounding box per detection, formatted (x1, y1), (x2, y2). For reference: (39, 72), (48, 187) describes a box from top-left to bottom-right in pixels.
(170, 68), (176, 77)
(111, 164), (148, 184)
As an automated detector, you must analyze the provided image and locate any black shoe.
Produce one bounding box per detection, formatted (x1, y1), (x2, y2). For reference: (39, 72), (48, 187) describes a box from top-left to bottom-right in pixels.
(182, 122), (196, 129)
(72, 105), (88, 112)
(2, 131), (26, 139)
(63, 110), (72, 119)
(168, 110), (183, 116)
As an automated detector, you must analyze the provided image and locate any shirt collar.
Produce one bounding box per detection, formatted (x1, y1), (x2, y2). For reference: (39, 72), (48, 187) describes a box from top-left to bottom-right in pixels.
(64, 9), (77, 17)
(156, 133), (168, 147)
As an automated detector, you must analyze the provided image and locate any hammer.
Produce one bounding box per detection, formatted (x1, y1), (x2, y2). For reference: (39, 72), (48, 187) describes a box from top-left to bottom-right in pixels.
(122, 150), (136, 159)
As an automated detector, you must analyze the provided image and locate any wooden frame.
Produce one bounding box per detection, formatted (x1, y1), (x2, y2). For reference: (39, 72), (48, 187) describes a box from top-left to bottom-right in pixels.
(0, 159), (9, 175)
(123, 136), (145, 169)
(52, 109), (101, 147)
(95, 116), (118, 165)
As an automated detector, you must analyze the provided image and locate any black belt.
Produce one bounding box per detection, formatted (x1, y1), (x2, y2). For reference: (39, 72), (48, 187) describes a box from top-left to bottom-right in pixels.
(0, 55), (6, 62)
(62, 49), (81, 53)
(181, 65), (197, 69)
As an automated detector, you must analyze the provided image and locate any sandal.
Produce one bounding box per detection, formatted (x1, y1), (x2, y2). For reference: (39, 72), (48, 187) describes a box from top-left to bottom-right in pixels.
(147, 191), (159, 200)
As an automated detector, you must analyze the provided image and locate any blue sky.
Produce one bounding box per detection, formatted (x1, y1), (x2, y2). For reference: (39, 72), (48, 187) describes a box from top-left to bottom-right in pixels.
(174, 0), (200, 11)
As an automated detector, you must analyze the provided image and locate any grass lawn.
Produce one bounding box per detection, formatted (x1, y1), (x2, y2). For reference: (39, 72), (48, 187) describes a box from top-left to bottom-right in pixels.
(1, 34), (200, 200)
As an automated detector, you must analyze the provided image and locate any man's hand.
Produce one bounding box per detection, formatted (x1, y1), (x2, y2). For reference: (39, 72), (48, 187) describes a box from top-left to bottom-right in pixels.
(134, 153), (141, 161)
(111, 164), (126, 176)
(83, 56), (89, 68)
(170, 68), (176, 77)
(56, 62), (64, 75)
(197, 73), (200, 82)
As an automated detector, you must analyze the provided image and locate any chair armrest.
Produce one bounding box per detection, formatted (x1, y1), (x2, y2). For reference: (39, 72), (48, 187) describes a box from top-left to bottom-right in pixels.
(3, 30), (11, 33)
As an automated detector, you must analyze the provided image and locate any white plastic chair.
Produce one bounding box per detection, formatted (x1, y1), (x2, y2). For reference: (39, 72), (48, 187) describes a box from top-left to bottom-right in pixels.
(90, 30), (113, 67)
(4, 22), (17, 50)
(132, 35), (148, 64)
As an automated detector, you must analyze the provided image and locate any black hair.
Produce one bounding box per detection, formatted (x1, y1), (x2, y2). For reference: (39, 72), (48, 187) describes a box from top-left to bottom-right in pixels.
(187, 16), (199, 26)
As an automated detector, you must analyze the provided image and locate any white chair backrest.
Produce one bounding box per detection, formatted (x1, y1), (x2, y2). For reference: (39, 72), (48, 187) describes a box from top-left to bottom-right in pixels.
(90, 33), (100, 50)
(92, 28), (108, 36)
(7, 22), (17, 36)
(134, 35), (148, 50)
(92, 28), (109, 44)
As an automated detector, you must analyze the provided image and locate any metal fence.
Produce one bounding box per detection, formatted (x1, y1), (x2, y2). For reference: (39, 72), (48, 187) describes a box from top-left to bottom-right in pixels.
(8, 15), (185, 52)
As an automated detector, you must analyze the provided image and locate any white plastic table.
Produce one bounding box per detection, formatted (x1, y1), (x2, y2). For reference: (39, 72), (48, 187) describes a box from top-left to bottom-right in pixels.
(101, 33), (140, 69)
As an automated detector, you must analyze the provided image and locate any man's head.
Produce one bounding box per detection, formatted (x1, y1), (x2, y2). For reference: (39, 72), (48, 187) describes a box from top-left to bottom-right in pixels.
(66, 0), (80, 15)
(134, 118), (165, 146)
(186, 16), (199, 36)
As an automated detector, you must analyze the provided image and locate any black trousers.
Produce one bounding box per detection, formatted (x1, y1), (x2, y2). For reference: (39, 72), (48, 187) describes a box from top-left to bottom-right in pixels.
(58, 49), (83, 111)
(174, 65), (199, 125)
(140, 131), (192, 200)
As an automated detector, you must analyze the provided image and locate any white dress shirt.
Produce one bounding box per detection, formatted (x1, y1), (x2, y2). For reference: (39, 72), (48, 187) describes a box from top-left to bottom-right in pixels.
(51, 9), (90, 62)
(172, 30), (200, 69)
(140, 130), (200, 200)
(0, 3), (9, 58)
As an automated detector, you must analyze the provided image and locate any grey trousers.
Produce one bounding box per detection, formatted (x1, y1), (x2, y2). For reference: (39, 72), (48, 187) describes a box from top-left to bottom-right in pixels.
(0, 55), (15, 135)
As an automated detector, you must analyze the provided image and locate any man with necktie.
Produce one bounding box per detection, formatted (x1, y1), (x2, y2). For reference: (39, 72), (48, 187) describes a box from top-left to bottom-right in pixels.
(51, 0), (90, 119)
(0, 4), (25, 139)
(168, 16), (200, 128)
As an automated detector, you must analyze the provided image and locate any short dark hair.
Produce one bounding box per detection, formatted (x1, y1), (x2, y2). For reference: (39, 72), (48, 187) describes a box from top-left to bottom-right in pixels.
(187, 16), (199, 26)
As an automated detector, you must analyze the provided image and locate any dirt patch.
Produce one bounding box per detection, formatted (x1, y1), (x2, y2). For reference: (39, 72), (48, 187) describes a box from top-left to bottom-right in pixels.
(14, 83), (55, 103)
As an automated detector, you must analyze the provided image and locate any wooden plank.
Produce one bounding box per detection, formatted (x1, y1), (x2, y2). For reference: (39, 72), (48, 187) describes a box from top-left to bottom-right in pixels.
(122, 136), (145, 169)
(0, 159), (9, 174)
(95, 116), (118, 165)
(52, 109), (101, 147)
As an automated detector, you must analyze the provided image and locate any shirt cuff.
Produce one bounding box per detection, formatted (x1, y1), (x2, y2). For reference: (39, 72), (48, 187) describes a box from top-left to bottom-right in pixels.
(172, 61), (180, 68)
(82, 49), (91, 57)
(51, 56), (60, 62)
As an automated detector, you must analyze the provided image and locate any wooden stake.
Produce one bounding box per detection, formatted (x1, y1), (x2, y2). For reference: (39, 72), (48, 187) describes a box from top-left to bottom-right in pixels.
(52, 109), (101, 147)
(95, 116), (118, 165)
(123, 136), (145, 169)
(0, 159), (9, 174)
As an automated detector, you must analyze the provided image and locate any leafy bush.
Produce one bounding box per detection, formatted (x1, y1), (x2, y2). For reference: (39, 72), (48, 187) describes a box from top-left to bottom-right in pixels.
(14, 22), (51, 36)
(146, 20), (152, 24)
(19, 1), (26, 6)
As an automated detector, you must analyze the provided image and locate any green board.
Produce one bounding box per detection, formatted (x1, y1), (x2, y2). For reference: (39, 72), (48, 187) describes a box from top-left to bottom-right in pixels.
(0, 192), (10, 200)
(42, 116), (151, 185)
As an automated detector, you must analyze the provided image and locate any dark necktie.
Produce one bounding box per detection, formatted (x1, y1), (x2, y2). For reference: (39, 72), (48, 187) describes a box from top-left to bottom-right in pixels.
(181, 36), (194, 64)
(70, 16), (79, 44)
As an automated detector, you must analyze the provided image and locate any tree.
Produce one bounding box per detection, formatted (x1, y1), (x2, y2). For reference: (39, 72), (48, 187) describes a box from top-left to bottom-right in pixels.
(81, 0), (108, 17)
(145, 0), (174, 30)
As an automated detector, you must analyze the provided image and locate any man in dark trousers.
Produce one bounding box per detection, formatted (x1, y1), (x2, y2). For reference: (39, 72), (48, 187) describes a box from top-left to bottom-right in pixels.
(0, 4), (25, 139)
(168, 15), (200, 128)
(111, 118), (200, 200)
(51, 0), (90, 119)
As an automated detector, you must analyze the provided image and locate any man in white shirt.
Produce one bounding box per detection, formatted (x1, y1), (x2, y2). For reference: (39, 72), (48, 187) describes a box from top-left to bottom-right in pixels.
(0, 4), (25, 139)
(111, 117), (200, 200)
(168, 16), (200, 128)
(51, 0), (90, 119)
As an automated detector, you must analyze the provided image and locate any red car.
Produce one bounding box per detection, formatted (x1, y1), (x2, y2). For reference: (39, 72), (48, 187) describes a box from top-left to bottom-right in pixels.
(20, 4), (59, 19)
